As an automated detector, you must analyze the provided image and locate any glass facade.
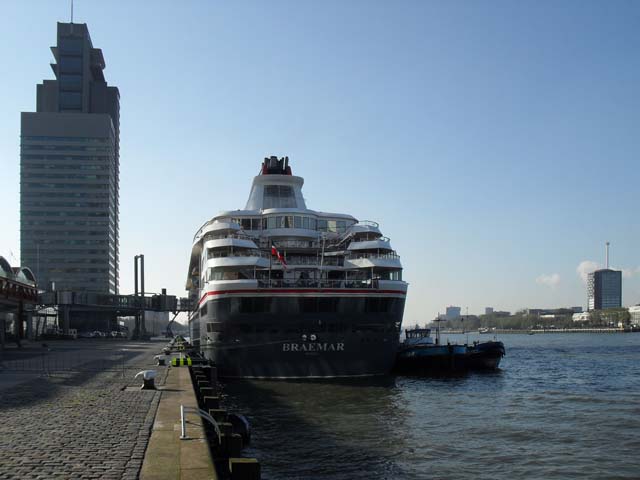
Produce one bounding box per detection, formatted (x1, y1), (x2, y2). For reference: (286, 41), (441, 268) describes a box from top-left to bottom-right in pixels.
(228, 215), (354, 233)
(588, 269), (622, 311)
(20, 23), (120, 294)
(263, 185), (296, 208)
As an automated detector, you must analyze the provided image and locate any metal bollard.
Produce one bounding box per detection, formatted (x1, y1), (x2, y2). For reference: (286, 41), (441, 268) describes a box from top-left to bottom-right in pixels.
(135, 370), (157, 390)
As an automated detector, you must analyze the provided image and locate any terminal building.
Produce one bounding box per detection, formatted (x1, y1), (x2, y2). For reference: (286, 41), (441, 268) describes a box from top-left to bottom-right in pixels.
(20, 22), (120, 295)
(0, 256), (37, 348)
(587, 269), (622, 311)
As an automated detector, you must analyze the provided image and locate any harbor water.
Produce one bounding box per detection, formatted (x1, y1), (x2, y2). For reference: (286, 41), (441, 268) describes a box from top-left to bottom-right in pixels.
(223, 333), (640, 479)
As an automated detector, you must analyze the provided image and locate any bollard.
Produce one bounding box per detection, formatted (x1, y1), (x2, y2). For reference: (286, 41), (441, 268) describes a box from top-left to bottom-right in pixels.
(228, 458), (261, 480)
(135, 370), (157, 390)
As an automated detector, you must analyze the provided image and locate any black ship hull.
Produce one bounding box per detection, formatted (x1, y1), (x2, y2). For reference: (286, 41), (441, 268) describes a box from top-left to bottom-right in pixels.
(191, 293), (405, 378)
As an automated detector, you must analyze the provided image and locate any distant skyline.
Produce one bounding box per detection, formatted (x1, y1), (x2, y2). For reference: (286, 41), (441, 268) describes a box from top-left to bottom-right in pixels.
(1, 1), (639, 323)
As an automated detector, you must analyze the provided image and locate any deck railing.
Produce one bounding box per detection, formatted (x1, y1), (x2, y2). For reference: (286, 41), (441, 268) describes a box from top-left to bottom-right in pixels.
(207, 250), (270, 260)
(257, 279), (378, 289)
(345, 251), (400, 260)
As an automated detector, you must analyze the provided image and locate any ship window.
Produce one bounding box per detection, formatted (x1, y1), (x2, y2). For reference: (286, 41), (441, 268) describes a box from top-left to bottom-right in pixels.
(294, 216), (302, 228)
(267, 217), (277, 229)
(302, 217), (309, 229)
(310, 218), (317, 230)
(251, 218), (262, 230)
(263, 185), (296, 208)
(241, 219), (251, 230)
(336, 220), (346, 233)
(318, 219), (327, 231)
(200, 303), (208, 317)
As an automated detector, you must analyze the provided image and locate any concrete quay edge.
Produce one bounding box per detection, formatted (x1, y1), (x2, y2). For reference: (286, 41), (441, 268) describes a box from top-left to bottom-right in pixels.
(140, 365), (217, 480)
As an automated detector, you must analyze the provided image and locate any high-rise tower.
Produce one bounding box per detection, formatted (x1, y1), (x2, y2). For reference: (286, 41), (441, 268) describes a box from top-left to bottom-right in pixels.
(20, 22), (120, 294)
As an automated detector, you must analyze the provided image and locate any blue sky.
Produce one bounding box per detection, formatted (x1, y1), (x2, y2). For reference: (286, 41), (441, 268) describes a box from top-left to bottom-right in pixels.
(1, 1), (638, 323)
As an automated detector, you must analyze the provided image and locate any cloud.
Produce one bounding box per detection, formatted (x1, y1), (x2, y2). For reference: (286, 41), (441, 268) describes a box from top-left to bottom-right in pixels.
(536, 273), (560, 289)
(622, 267), (640, 278)
(577, 260), (600, 284)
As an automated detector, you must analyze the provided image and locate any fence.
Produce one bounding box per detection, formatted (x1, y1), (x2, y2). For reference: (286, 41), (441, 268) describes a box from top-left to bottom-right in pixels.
(0, 349), (152, 377)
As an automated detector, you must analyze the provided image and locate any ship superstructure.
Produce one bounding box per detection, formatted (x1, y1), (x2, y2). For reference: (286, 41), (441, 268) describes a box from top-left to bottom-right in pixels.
(186, 156), (407, 378)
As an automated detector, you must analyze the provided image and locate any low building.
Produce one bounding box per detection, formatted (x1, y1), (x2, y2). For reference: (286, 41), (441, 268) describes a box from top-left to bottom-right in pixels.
(572, 312), (590, 323)
(629, 305), (640, 326)
(0, 255), (38, 347)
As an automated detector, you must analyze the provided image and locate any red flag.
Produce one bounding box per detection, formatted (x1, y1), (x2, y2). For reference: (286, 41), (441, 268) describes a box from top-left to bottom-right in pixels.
(271, 244), (287, 269)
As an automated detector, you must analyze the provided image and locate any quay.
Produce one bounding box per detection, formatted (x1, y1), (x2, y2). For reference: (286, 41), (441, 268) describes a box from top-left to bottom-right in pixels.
(0, 340), (161, 479)
(140, 365), (216, 479)
(0, 338), (260, 479)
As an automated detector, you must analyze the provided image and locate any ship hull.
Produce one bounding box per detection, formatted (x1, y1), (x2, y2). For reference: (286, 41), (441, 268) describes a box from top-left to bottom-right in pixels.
(191, 293), (405, 378)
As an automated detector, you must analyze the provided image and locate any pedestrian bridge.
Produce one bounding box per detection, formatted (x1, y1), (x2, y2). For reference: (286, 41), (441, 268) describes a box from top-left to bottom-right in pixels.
(38, 291), (192, 314)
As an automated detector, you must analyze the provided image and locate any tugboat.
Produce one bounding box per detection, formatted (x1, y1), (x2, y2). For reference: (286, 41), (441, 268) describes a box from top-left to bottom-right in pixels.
(465, 340), (505, 370)
(393, 320), (505, 375)
(393, 322), (467, 374)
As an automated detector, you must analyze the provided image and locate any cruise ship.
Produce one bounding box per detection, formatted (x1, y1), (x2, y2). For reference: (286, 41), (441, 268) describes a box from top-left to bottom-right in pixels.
(185, 156), (408, 378)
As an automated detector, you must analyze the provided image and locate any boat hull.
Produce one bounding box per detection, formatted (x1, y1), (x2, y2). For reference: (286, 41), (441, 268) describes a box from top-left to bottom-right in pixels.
(393, 344), (467, 374)
(393, 341), (505, 375)
(192, 294), (405, 378)
(465, 341), (505, 370)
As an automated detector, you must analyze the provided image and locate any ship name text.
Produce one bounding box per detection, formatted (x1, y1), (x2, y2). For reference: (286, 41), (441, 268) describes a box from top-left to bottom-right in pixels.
(282, 343), (345, 352)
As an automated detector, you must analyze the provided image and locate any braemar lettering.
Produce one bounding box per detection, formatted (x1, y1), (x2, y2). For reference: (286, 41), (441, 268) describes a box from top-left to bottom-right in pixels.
(282, 343), (345, 352)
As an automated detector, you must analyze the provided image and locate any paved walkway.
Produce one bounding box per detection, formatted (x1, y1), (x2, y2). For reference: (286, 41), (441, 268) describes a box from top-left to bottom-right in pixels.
(0, 340), (164, 480)
(140, 366), (217, 480)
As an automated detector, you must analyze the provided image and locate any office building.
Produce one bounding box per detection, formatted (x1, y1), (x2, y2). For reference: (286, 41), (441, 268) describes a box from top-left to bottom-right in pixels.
(445, 306), (461, 320)
(20, 22), (120, 294)
(587, 269), (622, 311)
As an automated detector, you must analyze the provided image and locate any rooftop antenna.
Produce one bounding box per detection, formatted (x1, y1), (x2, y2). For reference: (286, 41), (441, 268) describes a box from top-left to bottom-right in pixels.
(605, 241), (610, 269)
